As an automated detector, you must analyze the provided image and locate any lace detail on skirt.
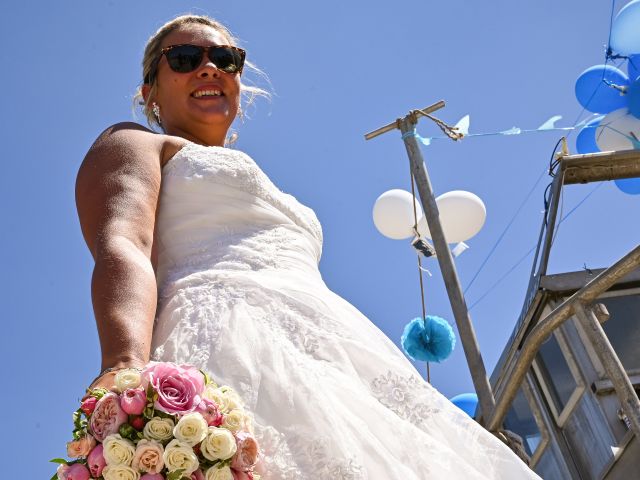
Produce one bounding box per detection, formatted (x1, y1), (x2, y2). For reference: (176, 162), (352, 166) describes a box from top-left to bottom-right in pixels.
(370, 370), (441, 428)
(254, 425), (366, 480)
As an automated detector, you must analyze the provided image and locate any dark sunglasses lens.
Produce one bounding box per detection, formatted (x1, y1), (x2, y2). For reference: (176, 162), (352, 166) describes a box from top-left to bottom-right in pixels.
(166, 45), (203, 73)
(209, 47), (244, 73)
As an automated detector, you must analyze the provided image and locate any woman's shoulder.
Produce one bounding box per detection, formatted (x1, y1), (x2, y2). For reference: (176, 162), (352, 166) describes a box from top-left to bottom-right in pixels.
(87, 122), (189, 169)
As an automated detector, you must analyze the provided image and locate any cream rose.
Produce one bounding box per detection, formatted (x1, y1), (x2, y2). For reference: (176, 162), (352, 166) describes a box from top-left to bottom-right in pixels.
(163, 438), (199, 475)
(220, 387), (244, 412)
(114, 368), (142, 392)
(221, 409), (245, 433)
(103, 434), (136, 466)
(202, 386), (229, 412)
(131, 439), (164, 474)
(173, 412), (208, 446)
(204, 464), (234, 480)
(200, 426), (237, 461)
(102, 464), (141, 480)
(143, 416), (175, 442)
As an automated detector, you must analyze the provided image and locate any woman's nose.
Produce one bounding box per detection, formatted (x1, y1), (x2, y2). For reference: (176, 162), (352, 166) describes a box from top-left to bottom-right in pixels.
(196, 58), (221, 78)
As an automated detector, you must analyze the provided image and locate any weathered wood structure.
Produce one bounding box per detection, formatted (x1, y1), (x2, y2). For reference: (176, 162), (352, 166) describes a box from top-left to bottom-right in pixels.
(488, 149), (640, 479)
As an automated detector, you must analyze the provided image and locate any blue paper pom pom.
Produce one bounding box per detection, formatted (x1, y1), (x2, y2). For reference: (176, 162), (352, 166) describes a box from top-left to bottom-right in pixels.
(401, 315), (456, 363)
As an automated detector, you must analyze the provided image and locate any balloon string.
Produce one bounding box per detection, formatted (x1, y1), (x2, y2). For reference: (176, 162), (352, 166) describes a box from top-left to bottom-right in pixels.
(409, 168), (430, 383)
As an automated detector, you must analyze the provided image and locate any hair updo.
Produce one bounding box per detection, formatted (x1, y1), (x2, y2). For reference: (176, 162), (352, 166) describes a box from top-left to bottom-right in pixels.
(133, 14), (270, 130)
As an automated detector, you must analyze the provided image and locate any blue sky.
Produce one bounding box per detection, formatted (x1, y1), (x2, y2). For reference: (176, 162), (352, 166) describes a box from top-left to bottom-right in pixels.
(1, 1), (638, 477)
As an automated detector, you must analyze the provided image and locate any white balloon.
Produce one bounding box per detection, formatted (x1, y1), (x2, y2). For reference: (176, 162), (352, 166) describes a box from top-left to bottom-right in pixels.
(372, 189), (423, 240)
(595, 108), (640, 152)
(417, 190), (486, 243)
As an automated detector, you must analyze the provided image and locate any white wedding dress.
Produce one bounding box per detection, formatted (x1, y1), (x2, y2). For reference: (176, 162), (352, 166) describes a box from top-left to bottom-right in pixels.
(150, 143), (540, 480)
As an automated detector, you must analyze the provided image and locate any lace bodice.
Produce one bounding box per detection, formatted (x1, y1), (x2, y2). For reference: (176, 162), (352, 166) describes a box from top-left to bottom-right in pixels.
(156, 143), (323, 294)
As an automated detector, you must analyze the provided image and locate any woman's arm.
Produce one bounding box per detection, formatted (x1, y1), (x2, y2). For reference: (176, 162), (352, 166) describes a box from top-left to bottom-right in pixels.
(76, 122), (165, 385)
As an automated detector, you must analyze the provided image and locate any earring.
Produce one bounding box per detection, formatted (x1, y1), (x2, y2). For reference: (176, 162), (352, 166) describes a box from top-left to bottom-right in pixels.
(152, 102), (162, 125)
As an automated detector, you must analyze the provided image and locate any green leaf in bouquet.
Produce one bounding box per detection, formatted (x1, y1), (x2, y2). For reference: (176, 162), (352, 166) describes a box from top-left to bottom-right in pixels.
(49, 472), (58, 480)
(199, 368), (212, 386)
(143, 405), (155, 420)
(119, 423), (137, 439)
(167, 468), (186, 480)
(49, 458), (69, 465)
(87, 387), (109, 399)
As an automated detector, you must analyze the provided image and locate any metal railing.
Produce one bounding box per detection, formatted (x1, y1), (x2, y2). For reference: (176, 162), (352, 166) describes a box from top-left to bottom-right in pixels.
(486, 244), (640, 437)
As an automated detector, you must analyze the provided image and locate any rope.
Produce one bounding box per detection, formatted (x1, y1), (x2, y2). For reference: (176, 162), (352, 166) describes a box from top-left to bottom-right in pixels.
(467, 182), (604, 311)
(567, 0), (618, 140)
(409, 168), (430, 383)
(463, 165), (548, 295)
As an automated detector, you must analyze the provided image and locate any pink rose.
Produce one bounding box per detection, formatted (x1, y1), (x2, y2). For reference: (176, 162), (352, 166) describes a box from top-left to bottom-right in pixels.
(89, 392), (128, 441)
(195, 398), (224, 427)
(87, 444), (106, 478)
(66, 434), (96, 458)
(121, 387), (147, 415)
(191, 470), (205, 480)
(56, 464), (70, 479)
(57, 463), (90, 480)
(132, 439), (164, 474)
(142, 361), (205, 415)
(80, 396), (98, 416)
(231, 431), (260, 472)
(140, 474), (165, 480)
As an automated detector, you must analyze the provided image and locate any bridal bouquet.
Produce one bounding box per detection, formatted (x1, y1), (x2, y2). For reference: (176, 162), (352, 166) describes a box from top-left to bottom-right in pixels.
(51, 362), (262, 480)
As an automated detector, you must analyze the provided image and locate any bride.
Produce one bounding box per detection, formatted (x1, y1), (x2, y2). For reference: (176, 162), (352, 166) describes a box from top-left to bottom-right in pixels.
(77, 14), (540, 479)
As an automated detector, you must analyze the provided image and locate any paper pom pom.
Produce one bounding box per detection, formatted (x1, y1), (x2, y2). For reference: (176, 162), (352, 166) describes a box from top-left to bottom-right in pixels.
(401, 315), (456, 363)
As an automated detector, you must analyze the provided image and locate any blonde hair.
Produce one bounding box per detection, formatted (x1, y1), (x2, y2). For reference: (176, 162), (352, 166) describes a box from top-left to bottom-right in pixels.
(133, 14), (270, 130)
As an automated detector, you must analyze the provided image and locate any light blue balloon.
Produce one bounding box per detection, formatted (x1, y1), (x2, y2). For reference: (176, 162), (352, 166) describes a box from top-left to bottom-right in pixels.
(575, 116), (604, 154)
(615, 178), (640, 195)
(628, 79), (640, 119)
(575, 65), (629, 113)
(450, 393), (478, 418)
(611, 0), (640, 56)
(628, 54), (640, 82)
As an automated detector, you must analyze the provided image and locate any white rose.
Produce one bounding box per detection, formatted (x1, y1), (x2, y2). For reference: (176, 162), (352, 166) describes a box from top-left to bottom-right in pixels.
(143, 416), (175, 442)
(103, 434), (136, 466)
(173, 412), (208, 446)
(102, 464), (141, 480)
(200, 426), (237, 461)
(220, 387), (244, 412)
(221, 409), (245, 433)
(202, 386), (229, 412)
(163, 438), (199, 474)
(132, 439), (164, 474)
(114, 369), (142, 392)
(205, 464), (234, 480)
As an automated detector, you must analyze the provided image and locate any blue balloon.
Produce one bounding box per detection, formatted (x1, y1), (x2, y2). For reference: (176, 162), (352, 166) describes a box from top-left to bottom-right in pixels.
(450, 393), (478, 418)
(628, 54), (640, 82)
(575, 116), (604, 154)
(611, 0), (640, 56)
(628, 79), (640, 119)
(615, 178), (640, 195)
(575, 65), (629, 113)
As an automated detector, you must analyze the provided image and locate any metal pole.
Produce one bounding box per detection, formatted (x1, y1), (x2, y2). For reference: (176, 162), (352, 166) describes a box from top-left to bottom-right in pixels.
(399, 115), (496, 422)
(573, 302), (640, 438)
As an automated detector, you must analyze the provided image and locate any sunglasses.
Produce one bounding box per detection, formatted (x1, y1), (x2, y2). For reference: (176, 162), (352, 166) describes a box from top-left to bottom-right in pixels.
(145, 44), (246, 83)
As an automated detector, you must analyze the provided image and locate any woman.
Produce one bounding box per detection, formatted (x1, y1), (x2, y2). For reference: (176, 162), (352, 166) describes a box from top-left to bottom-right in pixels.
(77, 14), (540, 479)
